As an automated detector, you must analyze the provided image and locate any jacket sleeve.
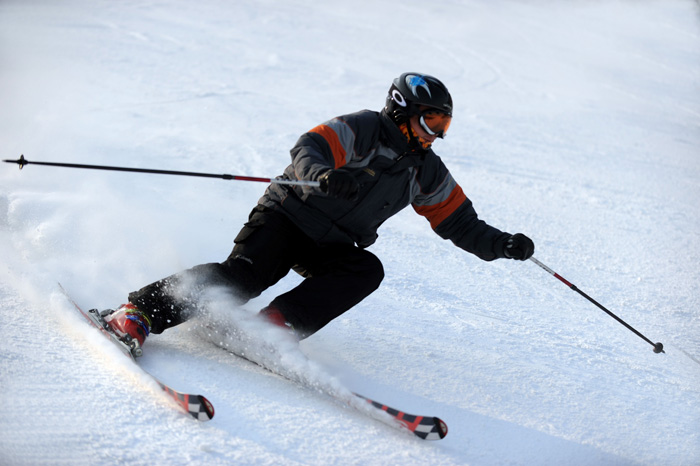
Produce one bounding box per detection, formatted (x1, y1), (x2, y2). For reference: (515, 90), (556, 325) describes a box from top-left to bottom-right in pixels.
(289, 111), (380, 187)
(412, 155), (510, 261)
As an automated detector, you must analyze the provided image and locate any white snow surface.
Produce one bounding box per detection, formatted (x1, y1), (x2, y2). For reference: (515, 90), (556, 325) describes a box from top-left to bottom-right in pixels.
(1, 0), (699, 464)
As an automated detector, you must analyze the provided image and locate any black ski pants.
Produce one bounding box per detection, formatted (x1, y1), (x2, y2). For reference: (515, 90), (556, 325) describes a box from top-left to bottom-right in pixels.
(128, 206), (384, 338)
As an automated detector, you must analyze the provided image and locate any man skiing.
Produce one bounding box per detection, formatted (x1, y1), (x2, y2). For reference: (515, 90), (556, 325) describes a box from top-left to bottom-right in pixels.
(105, 72), (535, 350)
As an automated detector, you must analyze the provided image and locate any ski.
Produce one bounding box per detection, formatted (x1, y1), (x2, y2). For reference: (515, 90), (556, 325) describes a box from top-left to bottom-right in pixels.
(205, 324), (447, 440)
(230, 350), (447, 440)
(58, 284), (215, 421)
(353, 392), (448, 440)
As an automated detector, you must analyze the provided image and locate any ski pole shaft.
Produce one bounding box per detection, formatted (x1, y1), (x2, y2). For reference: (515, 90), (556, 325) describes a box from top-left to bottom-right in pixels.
(3, 155), (320, 187)
(529, 256), (664, 354)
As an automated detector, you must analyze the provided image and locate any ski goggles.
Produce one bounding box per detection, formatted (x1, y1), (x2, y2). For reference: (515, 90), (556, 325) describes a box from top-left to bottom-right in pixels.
(418, 109), (452, 138)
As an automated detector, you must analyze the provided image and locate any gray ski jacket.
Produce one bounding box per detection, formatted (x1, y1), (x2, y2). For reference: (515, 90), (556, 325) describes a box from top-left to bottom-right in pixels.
(258, 109), (511, 261)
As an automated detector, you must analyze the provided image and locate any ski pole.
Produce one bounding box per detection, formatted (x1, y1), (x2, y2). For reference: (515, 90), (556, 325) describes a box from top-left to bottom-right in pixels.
(529, 256), (664, 354)
(3, 155), (320, 187)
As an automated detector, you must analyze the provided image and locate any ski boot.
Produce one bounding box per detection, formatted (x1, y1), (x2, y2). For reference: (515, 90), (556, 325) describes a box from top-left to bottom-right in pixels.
(103, 303), (152, 357)
(259, 305), (298, 337)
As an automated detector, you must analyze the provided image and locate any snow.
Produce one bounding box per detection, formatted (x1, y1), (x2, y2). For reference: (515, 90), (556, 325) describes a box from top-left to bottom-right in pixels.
(1, 0), (699, 464)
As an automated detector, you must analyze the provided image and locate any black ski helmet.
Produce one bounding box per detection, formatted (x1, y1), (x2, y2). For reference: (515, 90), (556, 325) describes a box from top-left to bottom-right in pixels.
(385, 72), (453, 125)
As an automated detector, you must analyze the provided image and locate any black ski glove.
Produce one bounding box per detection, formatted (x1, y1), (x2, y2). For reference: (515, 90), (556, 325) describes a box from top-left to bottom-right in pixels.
(503, 233), (535, 260)
(318, 169), (359, 200)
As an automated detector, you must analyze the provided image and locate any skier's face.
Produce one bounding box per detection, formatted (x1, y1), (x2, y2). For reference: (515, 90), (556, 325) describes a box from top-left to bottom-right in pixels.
(409, 115), (438, 146)
(417, 108), (452, 138)
(409, 106), (452, 148)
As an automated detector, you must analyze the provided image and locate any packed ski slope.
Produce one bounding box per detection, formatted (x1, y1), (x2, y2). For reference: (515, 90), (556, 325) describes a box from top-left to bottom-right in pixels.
(1, 0), (699, 464)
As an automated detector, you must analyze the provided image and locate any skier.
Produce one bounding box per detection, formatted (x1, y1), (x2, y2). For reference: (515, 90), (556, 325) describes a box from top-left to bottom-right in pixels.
(105, 72), (534, 350)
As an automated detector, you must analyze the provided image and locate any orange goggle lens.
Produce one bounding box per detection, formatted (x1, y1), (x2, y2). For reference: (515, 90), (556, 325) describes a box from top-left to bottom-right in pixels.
(419, 110), (452, 138)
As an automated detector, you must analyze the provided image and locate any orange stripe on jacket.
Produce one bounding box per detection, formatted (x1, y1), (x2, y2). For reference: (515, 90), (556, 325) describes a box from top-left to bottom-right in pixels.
(413, 184), (467, 229)
(309, 124), (347, 168)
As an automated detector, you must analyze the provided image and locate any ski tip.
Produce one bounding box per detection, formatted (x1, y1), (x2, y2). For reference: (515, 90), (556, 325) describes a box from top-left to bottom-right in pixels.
(414, 417), (448, 440)
(194, 395), (215, 421)
(434, 417), (448, 439)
